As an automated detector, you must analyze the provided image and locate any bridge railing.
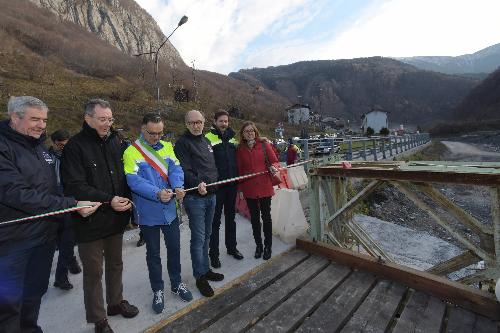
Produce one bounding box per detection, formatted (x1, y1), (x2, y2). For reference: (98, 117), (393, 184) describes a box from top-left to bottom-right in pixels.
(307, 161), (500, 289)
(299, 133), (430, 161)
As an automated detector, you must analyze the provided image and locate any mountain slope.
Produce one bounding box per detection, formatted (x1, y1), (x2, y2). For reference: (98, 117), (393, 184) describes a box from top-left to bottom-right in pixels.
(0, 0), (290, 137)
(454, 67), (500, 121)
(397, 43), (500, 75)
(230, 57), (478, 127)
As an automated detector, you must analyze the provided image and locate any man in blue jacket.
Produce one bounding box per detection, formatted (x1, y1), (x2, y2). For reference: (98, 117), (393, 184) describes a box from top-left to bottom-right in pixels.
(123, 113), (192, 314)
(0, 96), (99, 333)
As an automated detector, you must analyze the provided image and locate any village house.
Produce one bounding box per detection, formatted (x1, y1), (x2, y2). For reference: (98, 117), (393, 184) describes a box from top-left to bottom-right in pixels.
(286, 103), (310, 124)
(361, 108), (388, 134)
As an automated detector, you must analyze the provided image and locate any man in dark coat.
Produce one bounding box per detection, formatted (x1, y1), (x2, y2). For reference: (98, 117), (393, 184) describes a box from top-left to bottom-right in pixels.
(49, 129), (82, 291)
(174, 110), (224, 298)
(0, 96), (99, 333)
(205, 110), (243, 268)
(61, 99), (138, 333)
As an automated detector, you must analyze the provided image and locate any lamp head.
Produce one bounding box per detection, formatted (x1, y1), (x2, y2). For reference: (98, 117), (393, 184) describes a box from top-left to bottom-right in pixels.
(178, 15), (188, 26)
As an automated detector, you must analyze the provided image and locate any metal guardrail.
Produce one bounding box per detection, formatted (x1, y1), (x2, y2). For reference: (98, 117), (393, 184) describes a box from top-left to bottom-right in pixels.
(298, 133), (431, 161)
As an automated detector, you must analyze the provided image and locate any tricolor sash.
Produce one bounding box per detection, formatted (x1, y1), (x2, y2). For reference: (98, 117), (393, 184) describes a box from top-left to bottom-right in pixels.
(132, 139), (170, 185)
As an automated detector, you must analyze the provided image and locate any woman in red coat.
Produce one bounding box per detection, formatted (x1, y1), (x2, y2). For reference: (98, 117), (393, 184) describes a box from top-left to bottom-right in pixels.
(236, 121), (279, 260)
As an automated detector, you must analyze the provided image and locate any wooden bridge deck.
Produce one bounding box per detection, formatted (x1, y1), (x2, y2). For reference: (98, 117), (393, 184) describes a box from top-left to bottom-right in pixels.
(150, 241), (499, 333)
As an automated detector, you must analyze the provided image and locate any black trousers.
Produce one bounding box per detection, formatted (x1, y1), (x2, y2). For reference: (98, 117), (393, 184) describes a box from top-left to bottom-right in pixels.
(209, 185), (238, 257)
(246, 197), (272, 248)
(0, 241), (56, 333)
(55, 218), (75, 282)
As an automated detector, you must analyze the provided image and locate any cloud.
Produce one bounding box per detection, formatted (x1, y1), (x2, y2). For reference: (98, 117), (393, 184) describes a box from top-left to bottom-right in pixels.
(136, 0), (317, 73)
(318, 0), (500, 59)
(136, 0), (500, 74)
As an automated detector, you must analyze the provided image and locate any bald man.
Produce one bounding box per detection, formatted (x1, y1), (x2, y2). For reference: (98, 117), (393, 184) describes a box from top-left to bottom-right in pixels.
(174, 110), (224, 297)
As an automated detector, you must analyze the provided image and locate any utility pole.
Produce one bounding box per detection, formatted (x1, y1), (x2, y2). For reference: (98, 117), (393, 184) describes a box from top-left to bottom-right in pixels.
(191, 60), (199, 105)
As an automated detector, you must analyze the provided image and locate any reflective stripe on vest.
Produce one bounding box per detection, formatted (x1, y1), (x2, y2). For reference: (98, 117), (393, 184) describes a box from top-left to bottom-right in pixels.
(205, 132), (238, 146)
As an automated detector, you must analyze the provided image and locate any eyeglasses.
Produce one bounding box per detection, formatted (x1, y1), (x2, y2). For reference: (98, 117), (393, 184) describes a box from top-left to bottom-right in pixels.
(187, 120), (204, 126)
(243, 129), (255, 133)
(95, 117), (115, 124)
(145, 129), (163, 137)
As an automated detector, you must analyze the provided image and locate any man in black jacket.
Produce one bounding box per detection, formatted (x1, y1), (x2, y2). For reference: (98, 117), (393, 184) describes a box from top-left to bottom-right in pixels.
(205, 110), (243, 268)
(61, 99), (138, 333)
(49, 129), (82, 291)
(174, 110), (224, 298)
(0, 96), (99, 333)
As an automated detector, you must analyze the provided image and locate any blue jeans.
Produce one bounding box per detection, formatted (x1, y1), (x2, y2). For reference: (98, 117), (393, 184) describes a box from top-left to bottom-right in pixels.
(0, 241), (56, 333)
(183, 194), (216, 279)
(140, 218), (181, 292)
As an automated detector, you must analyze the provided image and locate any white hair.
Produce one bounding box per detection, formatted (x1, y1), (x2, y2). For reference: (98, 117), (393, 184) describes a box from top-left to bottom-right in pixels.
(8, 96), (48, 118)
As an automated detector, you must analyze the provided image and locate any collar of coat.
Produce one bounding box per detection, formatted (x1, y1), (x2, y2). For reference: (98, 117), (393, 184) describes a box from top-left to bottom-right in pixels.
(81, 121), (117, 142)
(0, 120), (47, 148)
(210, 126), (236, 140)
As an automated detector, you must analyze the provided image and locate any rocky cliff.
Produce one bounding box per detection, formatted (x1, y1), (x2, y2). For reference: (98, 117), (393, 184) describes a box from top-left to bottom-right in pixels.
(30, 0), (184, 67)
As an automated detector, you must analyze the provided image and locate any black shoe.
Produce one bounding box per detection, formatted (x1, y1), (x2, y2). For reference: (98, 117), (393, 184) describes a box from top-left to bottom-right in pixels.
(107, 300), (139, 318)
(136, 236), (145, 247)
(210, 256), (221, 268)
(254, 245), (263, 259)
(54, 278), (73, 290)
(196, 277), (214, 297)
(204, 269), (224, 281)
(95, 318), (114, 333)
(227, 249), (244, 260)
(263, 246), (272, 260)
(68, 256), (82, 274)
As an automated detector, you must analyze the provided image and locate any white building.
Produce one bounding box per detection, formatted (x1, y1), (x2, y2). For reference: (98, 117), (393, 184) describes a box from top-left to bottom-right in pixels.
(286, 104), (310, 124)
(361, 109), (388, 134)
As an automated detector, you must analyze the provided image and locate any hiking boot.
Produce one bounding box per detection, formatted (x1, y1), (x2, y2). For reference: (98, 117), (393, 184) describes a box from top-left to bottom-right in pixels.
(54, 277), (73, 290)
(204, 270), (224, 281)
(210, 256), (221, 268)
(172, 282), (193, 302)
(227, 249), (244, 260)
(95, 318), (114, 333)
(263, 246), (272, 260)
(254, 245), (263, 259)
(107, 300), (139, 318)
(196, 277), (214, 297)
(68, 256), (82, 274)
(152, 290), (164, 314)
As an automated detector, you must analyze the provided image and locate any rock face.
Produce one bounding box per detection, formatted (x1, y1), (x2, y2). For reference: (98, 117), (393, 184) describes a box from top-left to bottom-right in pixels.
(30, 0), (184, 67)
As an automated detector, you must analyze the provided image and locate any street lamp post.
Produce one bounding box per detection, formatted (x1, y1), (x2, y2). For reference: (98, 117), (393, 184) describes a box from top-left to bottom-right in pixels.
(135, 15), (188, 102)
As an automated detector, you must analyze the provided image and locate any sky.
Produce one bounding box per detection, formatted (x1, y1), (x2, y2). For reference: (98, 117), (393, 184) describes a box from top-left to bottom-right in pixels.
(136, 0), (500, 75)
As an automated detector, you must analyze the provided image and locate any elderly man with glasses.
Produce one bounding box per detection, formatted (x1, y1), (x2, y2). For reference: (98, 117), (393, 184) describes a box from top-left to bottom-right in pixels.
(61, 99), (138, 333)
(123, 113), (192, 314)
(174, 110), (224, 298)
(0, 96), (99, 333)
